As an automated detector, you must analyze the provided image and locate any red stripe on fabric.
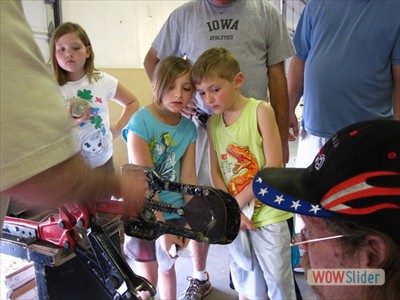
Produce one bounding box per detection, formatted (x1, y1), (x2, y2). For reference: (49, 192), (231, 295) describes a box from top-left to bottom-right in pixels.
(324, 171), (397, 200)
(321, 171), (400, 211)
(323, 186), (400, 210)
(335, 202), (400, 215)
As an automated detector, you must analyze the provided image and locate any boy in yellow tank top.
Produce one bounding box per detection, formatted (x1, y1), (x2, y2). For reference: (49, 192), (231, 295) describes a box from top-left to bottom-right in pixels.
(191, 48), (296, 300)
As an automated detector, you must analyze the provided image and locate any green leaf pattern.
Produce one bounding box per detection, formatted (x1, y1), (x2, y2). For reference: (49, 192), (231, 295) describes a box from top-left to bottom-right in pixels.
(77, 89), (93, 102)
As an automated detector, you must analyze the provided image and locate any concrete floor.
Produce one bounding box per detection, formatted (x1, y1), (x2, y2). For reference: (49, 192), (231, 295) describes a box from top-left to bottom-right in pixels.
(126, 242), (317, 300)
(173, 243), (318, 300)
(175, 244), (239, 300)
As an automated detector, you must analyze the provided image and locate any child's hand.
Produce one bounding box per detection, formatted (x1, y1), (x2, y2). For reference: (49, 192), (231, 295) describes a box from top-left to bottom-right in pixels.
(181, 236), (190, 248)
(159, 234), (185, 258)
(240, 212), (256, 231)
(181, 100), (198, 119)
(68, 98), (91, 126)
(70, 109), (91, 126)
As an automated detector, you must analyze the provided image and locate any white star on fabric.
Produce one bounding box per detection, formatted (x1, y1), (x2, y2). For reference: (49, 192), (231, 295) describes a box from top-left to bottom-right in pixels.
(290, 200), (301, 210)
(256, 177), (263, 183)
(309, 204), (321, 215)
(274, 195), (285, 205)
(258, 188), (268, 196)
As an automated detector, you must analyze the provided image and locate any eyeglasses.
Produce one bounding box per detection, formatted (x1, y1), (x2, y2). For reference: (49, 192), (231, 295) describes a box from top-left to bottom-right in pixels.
(290, 229), (345, 250)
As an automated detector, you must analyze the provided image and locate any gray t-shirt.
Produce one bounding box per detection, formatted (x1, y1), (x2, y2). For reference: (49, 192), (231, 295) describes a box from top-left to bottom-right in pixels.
(153, 0), (295, 111)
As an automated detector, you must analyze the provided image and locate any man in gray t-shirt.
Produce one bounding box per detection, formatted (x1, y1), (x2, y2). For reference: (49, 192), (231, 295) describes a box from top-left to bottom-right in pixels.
(143, 1), (295, 299)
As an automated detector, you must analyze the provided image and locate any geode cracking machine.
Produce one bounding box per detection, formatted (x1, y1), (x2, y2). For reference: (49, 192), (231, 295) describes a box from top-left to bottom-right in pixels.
(2, 165), (240, 299)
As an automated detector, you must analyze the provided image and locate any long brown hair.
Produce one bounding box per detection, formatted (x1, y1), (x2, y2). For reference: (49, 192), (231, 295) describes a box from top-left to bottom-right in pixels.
(49, 22), (96, 85)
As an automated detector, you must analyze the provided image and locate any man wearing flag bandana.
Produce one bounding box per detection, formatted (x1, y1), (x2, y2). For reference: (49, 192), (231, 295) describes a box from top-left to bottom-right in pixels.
(253, 119), (400, 300)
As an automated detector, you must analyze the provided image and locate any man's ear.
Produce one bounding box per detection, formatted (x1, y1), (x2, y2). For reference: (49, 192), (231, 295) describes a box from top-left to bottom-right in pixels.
(234, 72), (244, 89)
(358, 234), (389, 268)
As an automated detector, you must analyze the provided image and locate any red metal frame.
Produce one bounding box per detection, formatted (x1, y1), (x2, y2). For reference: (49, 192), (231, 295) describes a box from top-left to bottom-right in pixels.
(3, 200), (125, 249)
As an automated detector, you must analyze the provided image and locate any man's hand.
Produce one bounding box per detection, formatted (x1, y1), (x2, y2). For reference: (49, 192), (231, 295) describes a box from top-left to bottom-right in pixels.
(120, 164), (148, 220)
(288, 111), (299, 142)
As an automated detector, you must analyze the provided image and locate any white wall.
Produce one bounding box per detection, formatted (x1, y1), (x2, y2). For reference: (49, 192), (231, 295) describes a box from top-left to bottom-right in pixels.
(60, 0), (305, 69)
(61, 1), (188, 68)
(22, 0), (55, 61)
(284, 0), (305, 36)
(21, 0), (305, 68)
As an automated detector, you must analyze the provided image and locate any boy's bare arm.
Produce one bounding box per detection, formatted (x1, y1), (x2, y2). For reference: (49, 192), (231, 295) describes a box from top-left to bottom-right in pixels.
(228, 102), (283, 209)
(257, 101), (283, 168)
(233, 184), (257, 210)
(206, 120), (228, 191)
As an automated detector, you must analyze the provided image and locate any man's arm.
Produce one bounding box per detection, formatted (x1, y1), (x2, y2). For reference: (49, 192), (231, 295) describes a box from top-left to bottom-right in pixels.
(287, 56), (305, 138)
(143, 47), (160, 81)
(267, 61), (290, 164)
(393, 64), (400, 120)
(3, 155), (145, 218)
(3, 155), (120, 206)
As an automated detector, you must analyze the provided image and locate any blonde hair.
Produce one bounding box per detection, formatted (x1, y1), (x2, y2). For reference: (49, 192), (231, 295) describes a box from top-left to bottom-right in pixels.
(191, 47), (241, 85)
(152, 56), (193, 105)
(49, 22), (96, 86)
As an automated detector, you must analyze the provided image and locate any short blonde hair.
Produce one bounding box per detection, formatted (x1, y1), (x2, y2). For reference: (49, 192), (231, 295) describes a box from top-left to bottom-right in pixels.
(191, 47), (241, 85)
(152, 56), (193, 105)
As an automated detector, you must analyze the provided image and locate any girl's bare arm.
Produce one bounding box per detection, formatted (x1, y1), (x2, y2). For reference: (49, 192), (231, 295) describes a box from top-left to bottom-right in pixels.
(180, 142), (198, 203)
(111, 83), (140, 138)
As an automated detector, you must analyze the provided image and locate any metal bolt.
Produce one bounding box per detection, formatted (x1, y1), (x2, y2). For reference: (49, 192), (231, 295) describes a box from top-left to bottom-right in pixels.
(106, 276), (119, 290)
(77, 219), (84, 227)
(63, 241), (70, 249)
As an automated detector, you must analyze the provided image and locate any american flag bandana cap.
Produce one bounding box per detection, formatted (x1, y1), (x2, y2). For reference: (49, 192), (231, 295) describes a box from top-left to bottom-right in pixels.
(252, 120), (400, 241)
